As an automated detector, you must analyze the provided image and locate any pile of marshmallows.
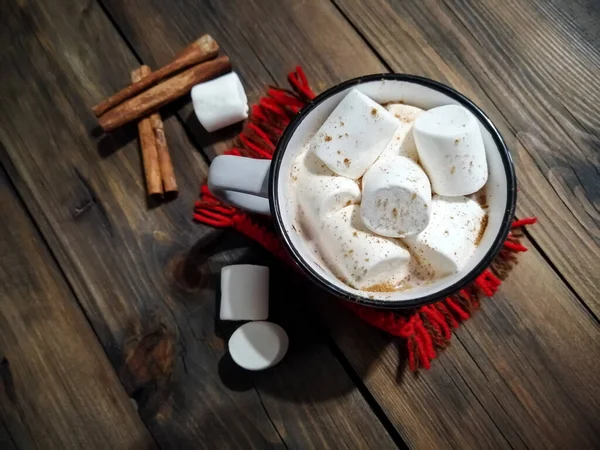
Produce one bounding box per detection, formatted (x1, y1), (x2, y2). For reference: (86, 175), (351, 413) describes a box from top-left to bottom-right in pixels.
(220, 265), (288, 371)
(294, 90), (489, 290)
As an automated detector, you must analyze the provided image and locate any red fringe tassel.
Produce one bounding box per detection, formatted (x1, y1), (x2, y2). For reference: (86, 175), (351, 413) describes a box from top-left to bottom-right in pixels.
(193, 67), (536, 371)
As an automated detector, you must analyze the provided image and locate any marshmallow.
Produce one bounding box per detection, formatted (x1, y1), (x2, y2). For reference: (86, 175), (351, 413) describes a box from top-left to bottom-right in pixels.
(379, 104), (424, 161)
(317, 205), (411, 291)
(192, 72), (248, 132)
(291, 150), (361, 222)
(361, 156), (431, 238)
(220, 265), (269, 321)
(414, 105), (488, 196)
(403, 195), (487, 278)
(228, 322), (288, 370)
(311, 90), (400, 179)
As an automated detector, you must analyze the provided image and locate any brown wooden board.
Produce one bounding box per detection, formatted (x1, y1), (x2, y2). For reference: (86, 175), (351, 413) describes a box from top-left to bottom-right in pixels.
(0, 0), (398, 448)
(97, 0), (600, 447)
(0, 167), (156, 449)
(332, 0), (600, 317)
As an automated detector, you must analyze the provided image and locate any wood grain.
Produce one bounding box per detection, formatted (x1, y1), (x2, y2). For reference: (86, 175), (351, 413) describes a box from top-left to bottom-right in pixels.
(332, 0), (600, 317)
(98, 0), (600, 447)
(0, 0), (397, 448)
(0, 167), (156, 449)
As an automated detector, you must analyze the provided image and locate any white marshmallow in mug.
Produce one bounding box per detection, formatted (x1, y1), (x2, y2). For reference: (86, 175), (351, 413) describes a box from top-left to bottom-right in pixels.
(192, 72), (249, 132)
(317, 205), (411, 290)
(291, 149), (361, 221)
(311, 89), (400, 179)
(379, 104), (424, 162)
(414, 105), (488, 196)
(361, 156), (431, 238)
(403, 195), (487, 278)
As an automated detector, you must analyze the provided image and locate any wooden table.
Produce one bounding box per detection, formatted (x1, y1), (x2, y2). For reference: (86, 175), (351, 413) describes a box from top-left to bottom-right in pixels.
(1, 0), (599, 448)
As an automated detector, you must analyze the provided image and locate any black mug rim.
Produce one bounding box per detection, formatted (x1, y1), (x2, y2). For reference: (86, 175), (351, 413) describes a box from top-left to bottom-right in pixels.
(269, 73), (517, 309)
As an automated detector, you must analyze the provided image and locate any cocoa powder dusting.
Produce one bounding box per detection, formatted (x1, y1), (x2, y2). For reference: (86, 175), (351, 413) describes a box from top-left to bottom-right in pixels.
(363, 282), (397, 292)
(474, 214), (489, 246)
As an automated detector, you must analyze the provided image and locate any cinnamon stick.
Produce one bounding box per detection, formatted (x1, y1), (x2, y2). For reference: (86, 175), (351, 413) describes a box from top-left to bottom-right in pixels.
(93, 35), (219, 117)
(132, 66), (162, 196)
(98, 56), (232, 132)
(149, 113), (178, 195)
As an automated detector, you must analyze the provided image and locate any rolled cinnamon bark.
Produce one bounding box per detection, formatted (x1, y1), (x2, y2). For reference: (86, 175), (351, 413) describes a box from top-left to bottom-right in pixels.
(93, 35), (219, 117)
(132, 66), (162, 196)
(149, 113), (178, 195)
(98, 56), (232, 132)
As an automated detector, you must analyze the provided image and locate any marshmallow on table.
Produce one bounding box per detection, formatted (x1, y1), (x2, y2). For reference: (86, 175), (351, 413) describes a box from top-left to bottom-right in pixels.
(317, 205), (411, 291)
(192, 72), (248, 132)
(220, 265), (269, 321)
(311, 89), (400, 179)
(291, 149), (361, 221)
(403, 195), (486, 278)
(413, 105), (488, 196)
(361, 155), (432, 238)
(228, 321), (288, 370)
(379, 104), (424, 162)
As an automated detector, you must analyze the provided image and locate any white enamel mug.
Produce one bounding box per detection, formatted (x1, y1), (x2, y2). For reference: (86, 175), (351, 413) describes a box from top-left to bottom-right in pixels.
(208, 74), (516, 308)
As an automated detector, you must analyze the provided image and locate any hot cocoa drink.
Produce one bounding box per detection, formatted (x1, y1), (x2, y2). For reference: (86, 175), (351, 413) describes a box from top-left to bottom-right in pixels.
(289, 89), (489, 294)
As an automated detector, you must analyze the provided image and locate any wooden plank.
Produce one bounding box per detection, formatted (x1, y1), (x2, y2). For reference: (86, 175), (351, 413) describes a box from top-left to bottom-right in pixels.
(332, 0), (600, 317)
(97, 0), (600, 448)
(0, 168), (156, 449)
(0, 0), (398, 448)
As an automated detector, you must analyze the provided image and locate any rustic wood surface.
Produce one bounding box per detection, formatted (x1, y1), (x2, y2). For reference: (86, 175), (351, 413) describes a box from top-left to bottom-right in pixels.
(1, 0), (599, 449)
(0, 167), (156, 449)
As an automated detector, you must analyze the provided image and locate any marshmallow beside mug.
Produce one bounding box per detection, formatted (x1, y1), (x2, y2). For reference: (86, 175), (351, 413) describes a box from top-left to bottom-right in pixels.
(220, 265), (269, 321)
(192, 72), (248, 132)
(361, 155), (431, 238)
(414, 105), (488, 196)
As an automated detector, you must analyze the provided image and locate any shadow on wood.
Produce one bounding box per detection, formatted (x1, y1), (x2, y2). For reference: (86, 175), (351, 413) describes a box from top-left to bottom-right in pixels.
(184, 110), (243, 160)
(178, 232), (400, 402)
(95, 122), (137, 158)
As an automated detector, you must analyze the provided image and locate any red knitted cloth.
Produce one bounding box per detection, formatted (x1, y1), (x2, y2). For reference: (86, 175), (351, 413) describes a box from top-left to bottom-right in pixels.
(193, 67), (536, 371)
